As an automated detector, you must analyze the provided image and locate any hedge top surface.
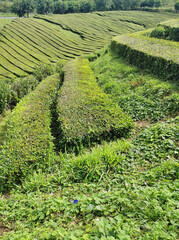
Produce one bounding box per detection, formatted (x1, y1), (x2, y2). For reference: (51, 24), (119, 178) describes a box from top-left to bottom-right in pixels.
(159, 19), (179, 28)
(112, 30), (179, 64)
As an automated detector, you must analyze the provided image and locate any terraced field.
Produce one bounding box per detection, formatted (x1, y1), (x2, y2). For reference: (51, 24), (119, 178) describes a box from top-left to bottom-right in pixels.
(0, 11), (178, 80)
(0, 11), (179, 239)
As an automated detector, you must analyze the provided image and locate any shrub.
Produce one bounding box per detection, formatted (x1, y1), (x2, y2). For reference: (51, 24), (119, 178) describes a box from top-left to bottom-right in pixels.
(150, 26), (166, 39)
(0, 74), (61, 191)
(111, 31), (179, 81)
(56, 57), (133, 152)
(158, 19), (179, 42)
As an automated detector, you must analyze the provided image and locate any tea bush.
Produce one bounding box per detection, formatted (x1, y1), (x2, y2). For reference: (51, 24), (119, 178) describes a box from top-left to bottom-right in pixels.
(0, 74), (61, 191)
(57, 57), (133, 152)
(111, 30), (179, 81)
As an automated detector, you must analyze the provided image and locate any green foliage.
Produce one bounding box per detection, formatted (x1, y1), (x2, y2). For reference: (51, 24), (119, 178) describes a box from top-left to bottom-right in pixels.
(0, 12), (178, 80)
(36, 0), (54, 14)
(0, 117), (178, 239)
(0, 63), (57, 114)
(11, 0), (35, 17)
(57, 57), (133, 152)
(174, 1), (179, 11)
(0, 74), (61, 191)
(111, 30), (179, 81)
(158, 19), (179, 41)
(0, 1), (12, 13)
(150, 25), (166, 38)
(0, 19), (12, 32)
(90, 49), (179, 122)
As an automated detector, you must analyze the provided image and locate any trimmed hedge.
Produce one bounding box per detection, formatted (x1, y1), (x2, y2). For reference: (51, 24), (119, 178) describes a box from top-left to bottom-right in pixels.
(111, 31), (179, 81)
(57, 57), (133, 152)
(0, 74), (61, 191)
(158, 19), (179, 42)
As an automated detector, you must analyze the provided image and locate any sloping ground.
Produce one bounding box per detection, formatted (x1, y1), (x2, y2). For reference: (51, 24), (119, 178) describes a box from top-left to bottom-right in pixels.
(111, 30), (179, 80)
(0, 11), (178, 80)
(57, 57), (133, 151)
(0, 19), (12, 32)
(0, 46), (178, 239)
(0, 118), (178, 239)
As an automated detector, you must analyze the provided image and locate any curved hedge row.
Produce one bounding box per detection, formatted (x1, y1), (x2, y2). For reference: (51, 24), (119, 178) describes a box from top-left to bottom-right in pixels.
(111, 31), (179, 81)
(0, 74), (61, 191)
(57, 57), (133, 152)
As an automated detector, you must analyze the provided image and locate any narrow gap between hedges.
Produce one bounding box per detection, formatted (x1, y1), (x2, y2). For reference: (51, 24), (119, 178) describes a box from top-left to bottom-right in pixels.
(50, 70), (65, 153)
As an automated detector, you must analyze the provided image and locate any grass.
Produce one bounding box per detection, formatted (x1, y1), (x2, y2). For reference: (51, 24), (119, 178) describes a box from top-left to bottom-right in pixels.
(0, 11), (178, 240)
(0, 117), (178, 239)
(90, 49), (179, 122)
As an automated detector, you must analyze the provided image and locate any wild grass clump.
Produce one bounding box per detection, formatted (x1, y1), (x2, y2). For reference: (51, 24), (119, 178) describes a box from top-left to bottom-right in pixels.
(0, 74), (61, 191)
(56, 57), (133, 152)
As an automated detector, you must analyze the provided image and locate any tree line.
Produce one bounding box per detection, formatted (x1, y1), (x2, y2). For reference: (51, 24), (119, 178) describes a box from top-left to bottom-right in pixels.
(7, 0), (179, 17)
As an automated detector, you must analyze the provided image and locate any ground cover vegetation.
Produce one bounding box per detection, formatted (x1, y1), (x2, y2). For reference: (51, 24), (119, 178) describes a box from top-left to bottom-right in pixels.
(0, 11), (177, 81)
(111, 28), (179, 80)
(0, 45), (179, 238)
(150, 19), (179, 41)
(0, 11), (178, 239)
(0, 116), (178, 239)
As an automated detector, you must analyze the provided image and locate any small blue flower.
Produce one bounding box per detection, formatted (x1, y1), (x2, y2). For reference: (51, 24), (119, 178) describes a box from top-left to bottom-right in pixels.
(73, 199), (78, 204)
(105, 196), (108, 199)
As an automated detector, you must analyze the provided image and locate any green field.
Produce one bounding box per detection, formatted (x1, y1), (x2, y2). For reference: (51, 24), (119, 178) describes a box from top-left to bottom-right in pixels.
(0, 11), (178, 80)
(0, 10), (179, 240)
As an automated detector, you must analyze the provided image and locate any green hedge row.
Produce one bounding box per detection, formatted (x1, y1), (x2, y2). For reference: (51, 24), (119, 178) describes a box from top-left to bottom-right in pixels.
(0, 74), (61, 191)
(57, 57), (133, 152)
(111, 31), (179, 81)
(0, 63), (56, 114)
(158, 19), (179, 42)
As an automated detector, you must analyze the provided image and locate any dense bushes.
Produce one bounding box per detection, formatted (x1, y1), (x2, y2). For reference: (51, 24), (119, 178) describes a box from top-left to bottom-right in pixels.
(111, 31), (179, 81)
(150, 19), (179, 41)
(0, 63), (57, 114)
(0, 74), (61, 191)
(57, 57), (133, 152)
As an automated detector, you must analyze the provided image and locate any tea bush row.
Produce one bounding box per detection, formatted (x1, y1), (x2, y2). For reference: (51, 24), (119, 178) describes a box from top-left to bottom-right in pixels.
(0, 74), (61, 191)
(0, 63), (56, 114)
(150, 19), (179, 41)
(111, 30), (179, 81)
(57, 57), (133, 152)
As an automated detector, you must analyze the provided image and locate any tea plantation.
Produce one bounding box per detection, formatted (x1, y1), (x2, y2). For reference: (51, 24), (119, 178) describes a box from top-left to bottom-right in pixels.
(0, 11), (179, 239)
